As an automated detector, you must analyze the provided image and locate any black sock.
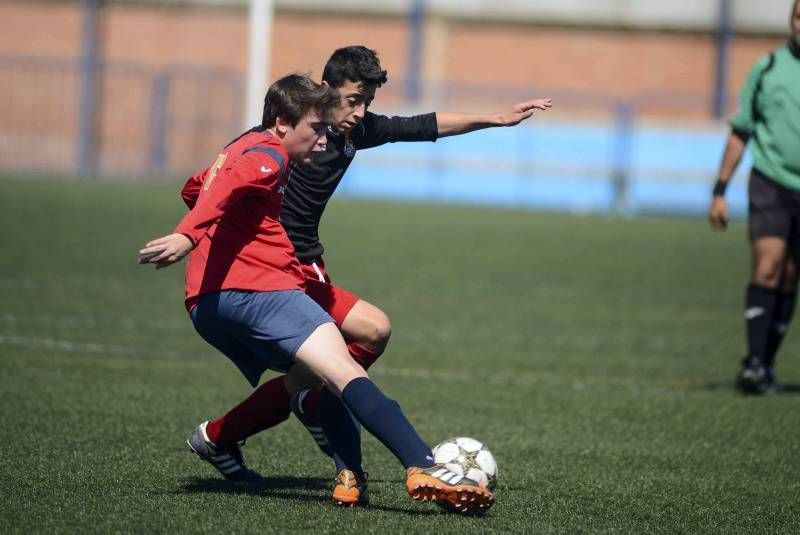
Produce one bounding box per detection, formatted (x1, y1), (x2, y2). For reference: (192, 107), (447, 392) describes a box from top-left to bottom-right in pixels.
(745, 284), (778, 364)
(763, 291), (797, 368)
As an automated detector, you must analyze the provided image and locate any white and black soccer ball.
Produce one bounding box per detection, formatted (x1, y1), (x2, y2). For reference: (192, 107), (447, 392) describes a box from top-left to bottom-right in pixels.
(432, 437), (498, 490)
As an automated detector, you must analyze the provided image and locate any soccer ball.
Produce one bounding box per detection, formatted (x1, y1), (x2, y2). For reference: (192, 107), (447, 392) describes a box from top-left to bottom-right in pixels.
(432, 437), (498, 491)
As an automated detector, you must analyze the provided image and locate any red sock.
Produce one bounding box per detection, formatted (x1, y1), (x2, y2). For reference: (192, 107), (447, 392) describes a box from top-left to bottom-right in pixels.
(300, 343), (383, 422)
(205, 375), (292, 446)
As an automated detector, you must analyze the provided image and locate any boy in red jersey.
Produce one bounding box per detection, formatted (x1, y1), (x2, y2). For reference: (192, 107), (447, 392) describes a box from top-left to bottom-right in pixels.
(182, 46), (551, 476)
(139, 73), (494, 512)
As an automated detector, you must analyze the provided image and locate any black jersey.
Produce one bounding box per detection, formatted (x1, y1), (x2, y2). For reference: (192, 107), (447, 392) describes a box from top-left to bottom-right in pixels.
(280, 111), (438, 263)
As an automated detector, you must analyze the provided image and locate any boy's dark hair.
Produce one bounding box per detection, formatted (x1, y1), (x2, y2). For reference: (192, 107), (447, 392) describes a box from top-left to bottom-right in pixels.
(261, 73), (339, 129)
(322, 46), (388, 89)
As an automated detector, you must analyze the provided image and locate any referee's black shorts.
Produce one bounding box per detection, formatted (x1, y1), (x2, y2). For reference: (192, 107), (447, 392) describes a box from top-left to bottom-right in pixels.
(748, 167), (800, 246)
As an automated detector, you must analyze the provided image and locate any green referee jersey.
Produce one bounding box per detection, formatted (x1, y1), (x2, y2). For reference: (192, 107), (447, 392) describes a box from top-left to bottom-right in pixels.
(729, 41), (800, 190)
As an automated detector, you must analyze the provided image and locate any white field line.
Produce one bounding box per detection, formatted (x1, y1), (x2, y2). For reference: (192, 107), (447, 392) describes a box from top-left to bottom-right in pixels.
(0, 333), (695, 391)
(0, 333), (544, 385)
(0, 334), (184, 359)
(0, 312), (187, 331)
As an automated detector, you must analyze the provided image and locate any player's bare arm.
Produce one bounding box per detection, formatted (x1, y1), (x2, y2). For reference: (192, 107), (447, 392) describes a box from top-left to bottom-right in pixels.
(709, 130), (748, 232)
(436, 98), (552, 137)
(138, 233), (194, 269)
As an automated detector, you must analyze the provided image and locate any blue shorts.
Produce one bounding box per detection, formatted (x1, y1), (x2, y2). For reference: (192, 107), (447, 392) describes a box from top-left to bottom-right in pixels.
(190, 289), (334, 386)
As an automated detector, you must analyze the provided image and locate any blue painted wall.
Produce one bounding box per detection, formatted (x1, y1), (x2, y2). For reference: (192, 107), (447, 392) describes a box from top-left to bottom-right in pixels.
(337, 121), (751, 218)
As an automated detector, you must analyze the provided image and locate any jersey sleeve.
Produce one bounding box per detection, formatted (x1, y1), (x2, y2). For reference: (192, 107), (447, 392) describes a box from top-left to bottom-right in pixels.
(729, 54), (772, 138)
(181, 169), (207, 209)
(174, 149), (284, 245)
(355, 111), (438, 150)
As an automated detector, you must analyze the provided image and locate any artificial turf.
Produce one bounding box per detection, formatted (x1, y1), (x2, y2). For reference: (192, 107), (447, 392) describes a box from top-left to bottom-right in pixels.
(1, 176), (798, 533)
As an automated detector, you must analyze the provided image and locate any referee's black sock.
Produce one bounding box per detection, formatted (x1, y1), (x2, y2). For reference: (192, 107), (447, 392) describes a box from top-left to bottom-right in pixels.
(745, 284), (778, 365)
(764, 291), (797, 369)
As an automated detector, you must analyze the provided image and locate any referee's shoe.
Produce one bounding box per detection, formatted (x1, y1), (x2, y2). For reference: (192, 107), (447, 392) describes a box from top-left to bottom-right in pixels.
(735, 356), (769, 395)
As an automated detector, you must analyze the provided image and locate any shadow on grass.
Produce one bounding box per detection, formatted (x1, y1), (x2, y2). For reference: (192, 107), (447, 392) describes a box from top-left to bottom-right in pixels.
(775, 383), (800, 393)
(178, 476), (448, 516)
(183, 474), (327, 492)
(699, 381), (800, 395)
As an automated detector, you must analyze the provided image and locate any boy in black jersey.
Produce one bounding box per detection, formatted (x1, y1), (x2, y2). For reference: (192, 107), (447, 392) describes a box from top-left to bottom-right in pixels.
(185, 46), (551, 500)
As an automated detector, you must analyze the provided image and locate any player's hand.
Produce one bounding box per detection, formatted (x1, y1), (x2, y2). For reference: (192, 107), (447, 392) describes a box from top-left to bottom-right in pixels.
(138, 233), (194, 269)
(499, 98), (553, 126)
(708, 196), (729, 231)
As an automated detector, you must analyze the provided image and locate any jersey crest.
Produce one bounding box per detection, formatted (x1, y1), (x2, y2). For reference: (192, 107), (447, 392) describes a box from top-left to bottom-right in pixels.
(343, 132), (356, 158)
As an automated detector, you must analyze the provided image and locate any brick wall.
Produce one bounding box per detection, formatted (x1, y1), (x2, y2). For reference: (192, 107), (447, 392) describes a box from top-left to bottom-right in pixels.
(0, 1), (787, 176)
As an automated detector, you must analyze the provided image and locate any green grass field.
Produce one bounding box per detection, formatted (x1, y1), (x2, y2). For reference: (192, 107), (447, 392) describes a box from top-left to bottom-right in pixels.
(1, 176), (798, 533)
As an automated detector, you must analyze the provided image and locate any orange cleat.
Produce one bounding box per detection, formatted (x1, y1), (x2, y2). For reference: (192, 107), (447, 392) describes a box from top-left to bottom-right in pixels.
(406, 465), (494, 514)
(332, 469), (369, 507)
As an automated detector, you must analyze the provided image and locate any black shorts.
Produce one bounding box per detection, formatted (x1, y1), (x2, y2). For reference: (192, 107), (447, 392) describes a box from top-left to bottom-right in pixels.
(748, 168), (800, 244)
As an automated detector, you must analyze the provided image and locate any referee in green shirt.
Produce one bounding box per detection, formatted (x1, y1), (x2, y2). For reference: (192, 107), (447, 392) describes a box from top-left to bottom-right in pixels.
(709, 0), (800, 394)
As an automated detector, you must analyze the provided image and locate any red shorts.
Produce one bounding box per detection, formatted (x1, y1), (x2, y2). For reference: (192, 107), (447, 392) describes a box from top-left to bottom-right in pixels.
(301, 258), (360, 326)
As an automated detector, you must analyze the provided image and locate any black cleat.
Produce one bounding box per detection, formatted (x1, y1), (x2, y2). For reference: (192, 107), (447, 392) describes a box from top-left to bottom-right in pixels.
(735, 357), (769, 395)
(764, 367), (784, 394)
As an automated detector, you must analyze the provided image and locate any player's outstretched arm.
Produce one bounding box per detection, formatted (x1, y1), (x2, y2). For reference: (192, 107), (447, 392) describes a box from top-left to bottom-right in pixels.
(436, 98), (552, 138)
(709, 130), (748, 232)
(138, 233), (194, 269)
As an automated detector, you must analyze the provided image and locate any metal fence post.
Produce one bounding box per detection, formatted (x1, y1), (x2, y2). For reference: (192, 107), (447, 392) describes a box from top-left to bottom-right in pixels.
(148, 71), (171, 177)
(405, 0), (425, 104)
(713, 0), (732, 118)
(76, 0), (100, 178)
(612, 102), (634, 215)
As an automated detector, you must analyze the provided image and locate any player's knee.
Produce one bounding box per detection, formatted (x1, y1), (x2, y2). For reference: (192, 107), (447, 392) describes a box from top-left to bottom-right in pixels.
(373, 313), (392, 347)
(753, 263), (782, 287)
(359, 310), (392, 351)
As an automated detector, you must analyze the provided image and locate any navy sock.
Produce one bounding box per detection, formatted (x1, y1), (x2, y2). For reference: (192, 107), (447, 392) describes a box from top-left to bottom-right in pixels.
(318, 387), (363, 479)
(341, 377), (433, 469)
